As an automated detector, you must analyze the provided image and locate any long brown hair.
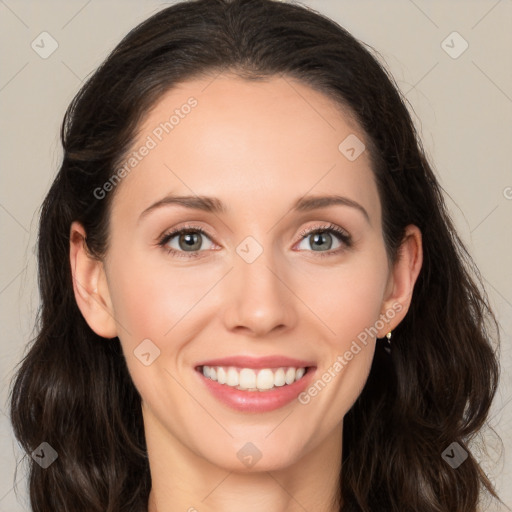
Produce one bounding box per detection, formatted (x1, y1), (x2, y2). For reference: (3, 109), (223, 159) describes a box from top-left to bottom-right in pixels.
(9, 0), (503, 510)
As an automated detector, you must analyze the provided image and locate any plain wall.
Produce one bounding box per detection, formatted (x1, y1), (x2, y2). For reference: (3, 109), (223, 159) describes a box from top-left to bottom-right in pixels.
(1, 0), (510, 510)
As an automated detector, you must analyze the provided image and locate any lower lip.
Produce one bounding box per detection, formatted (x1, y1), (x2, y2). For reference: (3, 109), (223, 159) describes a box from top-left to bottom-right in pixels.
(197, 368), (316, 413)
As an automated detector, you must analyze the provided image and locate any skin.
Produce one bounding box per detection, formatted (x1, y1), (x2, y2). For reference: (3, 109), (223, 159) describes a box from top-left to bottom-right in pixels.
(70, 74), (422, 512)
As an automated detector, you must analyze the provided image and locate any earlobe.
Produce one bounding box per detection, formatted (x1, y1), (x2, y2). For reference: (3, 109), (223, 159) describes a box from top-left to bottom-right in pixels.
(378, 224), (423, 337)
(69, 221), (118, 339)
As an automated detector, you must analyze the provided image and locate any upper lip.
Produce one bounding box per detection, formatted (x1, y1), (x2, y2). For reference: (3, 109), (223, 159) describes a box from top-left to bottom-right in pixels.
(195, 355), (316, 370)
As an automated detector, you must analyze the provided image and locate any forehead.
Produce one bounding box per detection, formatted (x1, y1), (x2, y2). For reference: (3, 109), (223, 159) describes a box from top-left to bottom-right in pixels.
(110, 74), (380, 225)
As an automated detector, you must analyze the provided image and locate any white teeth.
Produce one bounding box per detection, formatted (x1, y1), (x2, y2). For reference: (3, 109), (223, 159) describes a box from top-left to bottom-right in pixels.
(239, 368), (256, 390)
(285, 368), (296, 385)
(256, 369), (274, 390)
(274, 368), (286, 387)
(200, 365), (308, 391)
(226, 367), (239, 386)
(216, 367), (226, 384)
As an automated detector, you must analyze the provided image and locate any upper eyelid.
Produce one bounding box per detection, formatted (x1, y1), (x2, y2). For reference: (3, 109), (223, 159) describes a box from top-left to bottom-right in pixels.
(159, 224), (214, 242)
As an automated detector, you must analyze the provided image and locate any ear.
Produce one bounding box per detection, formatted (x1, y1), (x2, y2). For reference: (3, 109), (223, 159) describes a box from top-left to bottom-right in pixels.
(377, 224), (423, 337)
(69, 221), (118, 338)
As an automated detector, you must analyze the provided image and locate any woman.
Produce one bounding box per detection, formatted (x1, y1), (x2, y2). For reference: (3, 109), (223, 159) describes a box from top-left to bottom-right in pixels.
(9, 0), (504, 510)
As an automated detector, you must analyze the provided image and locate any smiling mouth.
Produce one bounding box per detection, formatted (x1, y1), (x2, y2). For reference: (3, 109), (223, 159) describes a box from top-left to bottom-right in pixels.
(197, 365), (311, 392)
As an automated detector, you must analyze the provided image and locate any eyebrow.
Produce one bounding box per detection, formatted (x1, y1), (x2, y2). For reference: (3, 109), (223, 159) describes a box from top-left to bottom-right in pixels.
(138, 193), (370, 224)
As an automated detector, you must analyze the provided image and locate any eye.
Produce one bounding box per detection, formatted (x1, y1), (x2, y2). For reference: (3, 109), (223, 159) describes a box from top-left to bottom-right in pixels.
(295, 223), (352, 257)
(157, 224), (215, 259)
(157, 222), (352, 259)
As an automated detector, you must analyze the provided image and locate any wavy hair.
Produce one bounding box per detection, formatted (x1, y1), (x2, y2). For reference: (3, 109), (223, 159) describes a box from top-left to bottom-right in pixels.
(9, 0), (503, 510)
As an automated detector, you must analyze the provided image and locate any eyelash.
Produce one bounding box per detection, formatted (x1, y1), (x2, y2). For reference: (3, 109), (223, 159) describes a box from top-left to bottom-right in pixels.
(157, 222), (352, 259)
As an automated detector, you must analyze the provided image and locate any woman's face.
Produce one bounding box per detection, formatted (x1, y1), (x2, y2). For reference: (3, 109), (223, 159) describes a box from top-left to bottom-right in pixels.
(92, 74), (413, 472)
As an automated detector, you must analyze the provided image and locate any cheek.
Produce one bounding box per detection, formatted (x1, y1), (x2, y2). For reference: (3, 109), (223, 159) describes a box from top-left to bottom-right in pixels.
(105, 251), (195, 415)
(300, 253), (389, 345)
(106, 248), (210, 344)
(297, 250), (387, 411)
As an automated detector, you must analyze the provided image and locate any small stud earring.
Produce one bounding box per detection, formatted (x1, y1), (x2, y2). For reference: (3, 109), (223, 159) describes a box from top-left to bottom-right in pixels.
(383, 331), (392, 354)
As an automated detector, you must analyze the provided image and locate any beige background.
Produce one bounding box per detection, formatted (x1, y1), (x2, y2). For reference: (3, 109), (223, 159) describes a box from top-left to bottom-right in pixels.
(1, 0), (511, 510)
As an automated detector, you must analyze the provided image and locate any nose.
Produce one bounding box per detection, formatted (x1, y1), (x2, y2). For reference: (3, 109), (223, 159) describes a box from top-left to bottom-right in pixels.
(222, 248), (297, 338)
